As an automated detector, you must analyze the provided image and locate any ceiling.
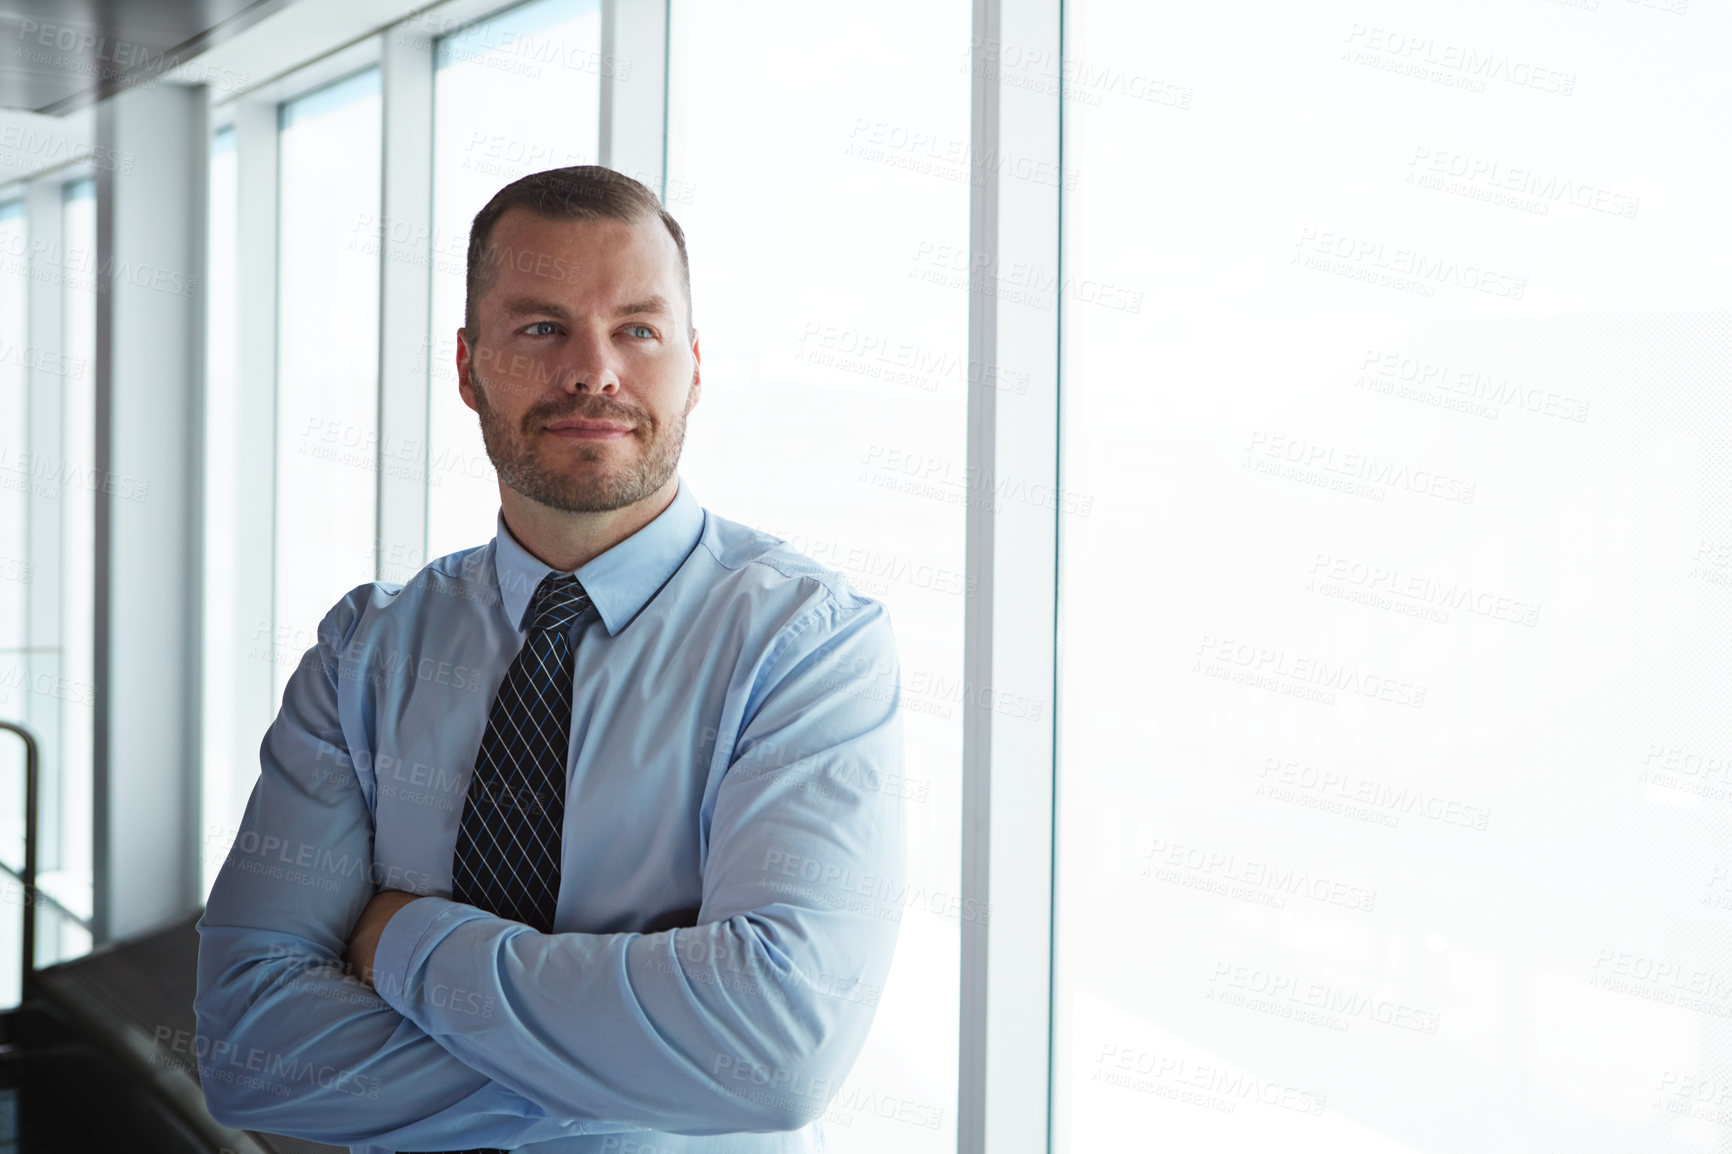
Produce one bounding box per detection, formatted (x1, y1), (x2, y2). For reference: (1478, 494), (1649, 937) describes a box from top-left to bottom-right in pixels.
(0, 0), (295, 115)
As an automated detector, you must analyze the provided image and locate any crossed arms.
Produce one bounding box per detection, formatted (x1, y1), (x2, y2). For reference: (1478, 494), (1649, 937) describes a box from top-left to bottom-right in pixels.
(193, 586), (907, 1150)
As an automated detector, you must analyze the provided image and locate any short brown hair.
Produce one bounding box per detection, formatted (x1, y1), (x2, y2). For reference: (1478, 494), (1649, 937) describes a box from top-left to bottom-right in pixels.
(464, 165), (693, 342)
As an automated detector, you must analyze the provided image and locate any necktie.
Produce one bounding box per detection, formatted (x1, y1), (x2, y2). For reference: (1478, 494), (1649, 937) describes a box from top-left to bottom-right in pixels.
(404, 571), (589, 1154)
(454, 570), (590, 929)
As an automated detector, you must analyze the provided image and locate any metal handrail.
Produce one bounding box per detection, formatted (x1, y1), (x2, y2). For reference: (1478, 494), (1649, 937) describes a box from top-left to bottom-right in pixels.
(0, 719), (39, 985)
(0, 859), (87, 930)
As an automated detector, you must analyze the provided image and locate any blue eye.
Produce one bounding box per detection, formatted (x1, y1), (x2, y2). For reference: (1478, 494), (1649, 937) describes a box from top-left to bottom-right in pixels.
(626, 324), (656, 339)
(524, 321), (558, 337)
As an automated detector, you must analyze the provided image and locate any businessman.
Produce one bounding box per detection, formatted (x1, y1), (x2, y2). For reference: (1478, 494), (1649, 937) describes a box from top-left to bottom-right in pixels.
(193, 165), (908, 1154)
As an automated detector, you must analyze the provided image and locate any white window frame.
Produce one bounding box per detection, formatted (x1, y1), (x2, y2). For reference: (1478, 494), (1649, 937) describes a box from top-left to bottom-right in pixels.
(959, 0), (1062, 1151)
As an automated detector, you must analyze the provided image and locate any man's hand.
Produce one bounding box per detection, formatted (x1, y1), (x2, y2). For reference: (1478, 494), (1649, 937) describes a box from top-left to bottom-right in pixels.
(344, 889), (425, 991)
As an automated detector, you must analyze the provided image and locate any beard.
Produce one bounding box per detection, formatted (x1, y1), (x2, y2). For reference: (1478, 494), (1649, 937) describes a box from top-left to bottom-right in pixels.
(470, 359), (694, 514)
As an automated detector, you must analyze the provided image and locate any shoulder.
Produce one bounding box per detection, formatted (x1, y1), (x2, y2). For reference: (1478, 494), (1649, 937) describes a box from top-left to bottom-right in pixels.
(697, 508), (878, 610)
(312, 540), (496, 657)
(691, 508), (898, 667)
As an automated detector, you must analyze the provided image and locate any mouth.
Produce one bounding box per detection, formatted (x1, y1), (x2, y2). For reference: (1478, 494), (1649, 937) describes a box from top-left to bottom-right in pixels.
(544, 419), (634, 440)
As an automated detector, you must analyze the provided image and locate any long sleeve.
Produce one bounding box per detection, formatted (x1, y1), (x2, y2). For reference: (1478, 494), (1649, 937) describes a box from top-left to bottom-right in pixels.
(193, 586), (619, 1151)
(369, 592), (908, 1135)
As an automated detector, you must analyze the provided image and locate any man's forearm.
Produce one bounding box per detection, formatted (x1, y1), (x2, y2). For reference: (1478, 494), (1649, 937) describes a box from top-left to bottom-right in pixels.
(195, 919), (643, 1147)
(370, 897), (897, 1135)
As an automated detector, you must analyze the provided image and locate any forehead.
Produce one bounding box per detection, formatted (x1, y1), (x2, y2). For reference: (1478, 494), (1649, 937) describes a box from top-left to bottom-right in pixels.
(482, 207), (680, 303)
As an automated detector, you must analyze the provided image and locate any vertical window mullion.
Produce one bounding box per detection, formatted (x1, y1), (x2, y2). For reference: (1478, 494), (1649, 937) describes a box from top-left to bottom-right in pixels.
(379, 30), (435, 584)
(959, 0), (1062, 1150)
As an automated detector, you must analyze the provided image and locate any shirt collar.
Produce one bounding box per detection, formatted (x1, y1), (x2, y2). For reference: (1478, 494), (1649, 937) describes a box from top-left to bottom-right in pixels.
(491, 475), (705, 637)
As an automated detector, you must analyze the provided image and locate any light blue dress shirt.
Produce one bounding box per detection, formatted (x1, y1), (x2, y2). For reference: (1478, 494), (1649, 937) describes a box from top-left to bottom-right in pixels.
(193, 476), (907, 1154)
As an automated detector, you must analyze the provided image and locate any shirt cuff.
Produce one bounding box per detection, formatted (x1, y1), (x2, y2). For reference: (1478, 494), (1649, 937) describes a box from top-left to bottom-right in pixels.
(373, 894), (462, 1015)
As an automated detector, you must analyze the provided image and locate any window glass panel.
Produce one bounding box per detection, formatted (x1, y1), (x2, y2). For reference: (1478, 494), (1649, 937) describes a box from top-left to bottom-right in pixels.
(53, 178), (95, 961)
(276, 69), (382, 706)
(425, 0), (602, 558)
(2, 179), (101, 979)
(667, 3), (970, 1149)
(0, 200), (23, 662)
(202, 126), (239, 895)
(1054, 2), (1732, 1149)
(0, 197), (24, 1011)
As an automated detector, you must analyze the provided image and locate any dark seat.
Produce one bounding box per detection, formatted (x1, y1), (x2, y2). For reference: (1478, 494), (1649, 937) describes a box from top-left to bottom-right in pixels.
(2, 911), (344, 1154)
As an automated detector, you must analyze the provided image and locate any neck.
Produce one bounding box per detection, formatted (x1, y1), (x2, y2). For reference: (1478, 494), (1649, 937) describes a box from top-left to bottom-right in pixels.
(499, 475), (679, 572)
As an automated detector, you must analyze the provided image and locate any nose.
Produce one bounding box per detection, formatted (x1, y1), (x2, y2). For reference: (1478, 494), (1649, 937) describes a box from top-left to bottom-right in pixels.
(552, 323), (621, 395)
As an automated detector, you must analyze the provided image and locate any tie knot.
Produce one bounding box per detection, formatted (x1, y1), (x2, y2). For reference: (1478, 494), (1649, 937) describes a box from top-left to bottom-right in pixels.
(526, 573), (590, 634)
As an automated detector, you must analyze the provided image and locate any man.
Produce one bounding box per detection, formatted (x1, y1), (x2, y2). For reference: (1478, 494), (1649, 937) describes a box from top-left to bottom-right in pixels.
(193, 166), (907, 1154)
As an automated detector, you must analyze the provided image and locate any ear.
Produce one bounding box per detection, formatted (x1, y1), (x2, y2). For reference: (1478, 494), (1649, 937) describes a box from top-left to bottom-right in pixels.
(456, 327), (478, 413)
(688, 330), (701, 408)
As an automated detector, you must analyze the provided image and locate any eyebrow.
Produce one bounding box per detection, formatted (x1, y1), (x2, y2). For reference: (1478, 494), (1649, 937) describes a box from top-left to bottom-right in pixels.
(499, 294), (673, 321)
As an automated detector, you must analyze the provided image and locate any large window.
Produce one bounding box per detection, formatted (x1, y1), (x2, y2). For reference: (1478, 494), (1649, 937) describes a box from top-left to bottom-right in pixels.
(1052, 2), (1732, 1149)
(425, 0), (603, 558)
(0, 176), (99, 1008)
(274, 69), (384, 706)
(30, 0), (1724, 1144)
(667, 3), (970, 1149)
